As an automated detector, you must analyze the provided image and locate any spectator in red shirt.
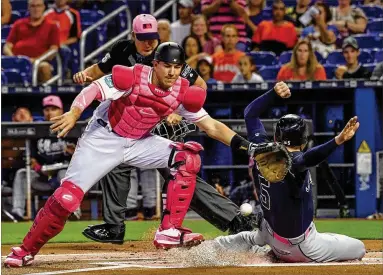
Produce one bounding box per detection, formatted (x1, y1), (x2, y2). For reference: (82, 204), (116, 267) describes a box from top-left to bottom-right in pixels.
(252, 0), (298, 55)
(44, 0), (82, 46)
(3, 0), (60, 83)
(277, 39), (326, 81)
(212, 24), (245, 83)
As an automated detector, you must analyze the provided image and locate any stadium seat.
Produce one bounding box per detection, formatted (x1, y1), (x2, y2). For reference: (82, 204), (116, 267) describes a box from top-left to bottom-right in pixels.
(102, 0), (128, 38)
(279, 51), (292, 64)
(249, 51), (277, 66)
(258, 65), (279, 80)
(1, 71), (8, 85)
(1, 25), (11, 40)
(353, 34), (383, 49)
(374, 50), (383, 62)
(80, 10), (107, 57)
(324, 64), (337, 79)
(367, 19), (383, 33)
(10, 0), (28, 12)
(364, 63), (377, 73)
(326, 50), (374, 65)
(3, 69), (27, 85)
(1, 56), (32, 84)
(10, 11), (22, 24)
(360, 5), (383, 19)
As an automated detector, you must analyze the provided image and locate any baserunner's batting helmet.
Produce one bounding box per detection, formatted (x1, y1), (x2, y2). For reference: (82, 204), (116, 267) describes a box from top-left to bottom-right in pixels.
(154, 42), (185, 65)
(274, 114), (308, 146)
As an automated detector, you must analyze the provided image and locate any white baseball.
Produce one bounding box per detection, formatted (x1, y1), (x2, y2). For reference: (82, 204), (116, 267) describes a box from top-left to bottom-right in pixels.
(240, 203), (253, 216)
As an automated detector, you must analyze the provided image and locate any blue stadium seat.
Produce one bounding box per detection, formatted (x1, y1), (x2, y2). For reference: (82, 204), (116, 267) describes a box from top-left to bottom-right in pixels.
(360, 5), (383, 19)
(249, 51), (277, 66)
(375, 50), (383, 62)
(279, 51), (292, 64)
(364, 63), (377, 73)
(1, 56), (32, 84)
(324, 64), (337, 79)
(10, 0), (28, 12)
(326, 50), (374, 65)
(103, 0), (128, 38)
(258, 65), (279, 80)
(1, 71), (8, 85)
(10, 11), (22, 24)
(3, 69), (27, 85)
(353, 34), (383, 49)
(367, 19), (383, 33)
(80, 10), (107, 57)
(1, 25), (11, 40)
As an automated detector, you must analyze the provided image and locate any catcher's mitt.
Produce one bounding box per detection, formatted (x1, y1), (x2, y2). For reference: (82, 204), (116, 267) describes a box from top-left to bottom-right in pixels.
(252, 142), (292, 183)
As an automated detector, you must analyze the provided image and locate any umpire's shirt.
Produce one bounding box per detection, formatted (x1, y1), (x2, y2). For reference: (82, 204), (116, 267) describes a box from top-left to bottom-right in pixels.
(97, 39), (199, 85)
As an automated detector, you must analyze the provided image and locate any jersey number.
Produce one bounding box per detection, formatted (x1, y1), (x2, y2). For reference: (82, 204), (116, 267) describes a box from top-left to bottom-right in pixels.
(259, 176), (271, 210)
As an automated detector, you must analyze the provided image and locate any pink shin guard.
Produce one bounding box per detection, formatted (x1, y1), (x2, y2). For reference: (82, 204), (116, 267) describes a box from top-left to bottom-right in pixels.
(22, 181), (84, 255)
(161, 142), (203, 229)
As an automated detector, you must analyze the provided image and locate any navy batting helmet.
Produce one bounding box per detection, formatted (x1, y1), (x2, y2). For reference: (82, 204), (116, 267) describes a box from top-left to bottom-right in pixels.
(154, 42), (185, 65)
(274, 114), (308, 146)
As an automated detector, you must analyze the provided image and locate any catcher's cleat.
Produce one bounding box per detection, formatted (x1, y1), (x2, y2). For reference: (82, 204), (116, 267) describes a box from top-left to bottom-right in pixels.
(153, 227), (204, 249)
(4, 247), (34, 268)
(82, 223), (125, 244)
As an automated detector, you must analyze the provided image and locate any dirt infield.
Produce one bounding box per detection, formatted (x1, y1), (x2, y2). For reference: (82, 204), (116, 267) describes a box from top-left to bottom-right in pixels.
(1, 240), (382, 275)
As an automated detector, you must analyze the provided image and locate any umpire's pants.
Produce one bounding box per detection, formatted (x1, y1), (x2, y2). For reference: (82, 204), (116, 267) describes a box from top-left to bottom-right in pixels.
(100, 164), (239, 231)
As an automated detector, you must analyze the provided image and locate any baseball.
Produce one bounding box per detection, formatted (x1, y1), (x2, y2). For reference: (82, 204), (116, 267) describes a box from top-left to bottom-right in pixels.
(240, 203), (253, 216)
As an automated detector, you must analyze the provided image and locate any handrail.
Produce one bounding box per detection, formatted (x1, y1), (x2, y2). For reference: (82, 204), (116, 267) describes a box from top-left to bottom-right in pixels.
(32, 48), (62, 86)
(153, 0), (177, 20)
(80, 5), (132, 71)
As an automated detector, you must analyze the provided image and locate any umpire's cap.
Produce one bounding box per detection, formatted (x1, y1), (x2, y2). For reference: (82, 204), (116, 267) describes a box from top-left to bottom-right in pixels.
(154, 42), (186, 65)
(274, 114), (308, 146)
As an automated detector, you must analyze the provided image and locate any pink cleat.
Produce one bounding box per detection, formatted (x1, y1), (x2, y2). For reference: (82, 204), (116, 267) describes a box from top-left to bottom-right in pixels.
(153, 227), (204, 249)
(4, 247), (34, 268)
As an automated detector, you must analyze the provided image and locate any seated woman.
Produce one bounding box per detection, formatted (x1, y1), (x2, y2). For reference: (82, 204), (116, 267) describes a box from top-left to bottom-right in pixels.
(301, 2), (338, 58)
(190, 15), (222, 55)
(182, 34), (206, 70)
(232, 55), (264, 83)
(277, 39), (326, 81)
(246, 0), (271, 38)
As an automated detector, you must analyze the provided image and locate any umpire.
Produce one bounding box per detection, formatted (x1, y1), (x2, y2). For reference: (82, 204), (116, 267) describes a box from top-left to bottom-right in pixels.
(74, 14), (260, 244)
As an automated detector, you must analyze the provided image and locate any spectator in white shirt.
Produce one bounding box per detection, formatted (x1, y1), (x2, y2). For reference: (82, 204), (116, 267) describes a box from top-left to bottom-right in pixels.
(171, 0), (194, 44)
(232, 55), (264, 83)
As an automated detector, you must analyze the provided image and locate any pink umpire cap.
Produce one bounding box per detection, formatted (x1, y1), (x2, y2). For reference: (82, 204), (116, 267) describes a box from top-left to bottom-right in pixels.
(133, 14), (160, 41)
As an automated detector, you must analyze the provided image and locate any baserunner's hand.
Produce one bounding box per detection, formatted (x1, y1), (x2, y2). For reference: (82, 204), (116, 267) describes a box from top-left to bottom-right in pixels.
(335, 116), (360, 145)
(274, 82), (291, 98)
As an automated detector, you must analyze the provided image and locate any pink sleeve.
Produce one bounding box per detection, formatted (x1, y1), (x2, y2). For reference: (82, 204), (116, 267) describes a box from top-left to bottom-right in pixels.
(71, 83), (102, 111)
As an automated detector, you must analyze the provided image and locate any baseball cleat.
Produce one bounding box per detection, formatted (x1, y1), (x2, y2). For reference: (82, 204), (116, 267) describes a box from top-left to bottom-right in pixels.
(82, 223), (125, 244)
(4, 247), (34, 268)
(153, 227), (204, 249)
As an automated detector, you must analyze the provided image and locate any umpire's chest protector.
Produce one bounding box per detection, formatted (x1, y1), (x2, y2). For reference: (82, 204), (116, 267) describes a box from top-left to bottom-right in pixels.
(108, 64), (189, 139)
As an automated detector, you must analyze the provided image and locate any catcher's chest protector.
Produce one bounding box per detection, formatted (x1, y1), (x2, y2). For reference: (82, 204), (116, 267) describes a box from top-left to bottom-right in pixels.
(108, 64), (189, 139)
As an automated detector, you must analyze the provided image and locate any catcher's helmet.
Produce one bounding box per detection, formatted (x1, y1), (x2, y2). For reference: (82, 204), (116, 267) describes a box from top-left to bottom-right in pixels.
(154, 42), (185, 65)
(274, 114), (308, 146)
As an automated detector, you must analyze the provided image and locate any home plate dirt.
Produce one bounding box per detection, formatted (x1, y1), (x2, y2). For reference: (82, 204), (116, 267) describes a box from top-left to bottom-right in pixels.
(1, 240), (382, 275)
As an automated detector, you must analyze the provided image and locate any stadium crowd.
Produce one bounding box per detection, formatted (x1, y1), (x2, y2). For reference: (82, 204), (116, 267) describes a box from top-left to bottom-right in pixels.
(1, 0), (383, 85)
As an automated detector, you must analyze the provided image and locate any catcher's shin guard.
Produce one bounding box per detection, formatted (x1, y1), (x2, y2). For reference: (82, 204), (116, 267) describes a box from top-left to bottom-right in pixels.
(22, 181), (83, 255)
(161, 141), (203, 229)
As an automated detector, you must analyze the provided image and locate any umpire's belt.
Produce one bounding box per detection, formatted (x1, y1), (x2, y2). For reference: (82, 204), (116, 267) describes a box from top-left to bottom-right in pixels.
(263, 220), (314, 246)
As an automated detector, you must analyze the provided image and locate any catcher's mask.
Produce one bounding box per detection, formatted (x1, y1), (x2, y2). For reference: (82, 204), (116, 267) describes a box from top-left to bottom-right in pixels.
(274, 114), (308, 147)
(154, 42), (186, 65)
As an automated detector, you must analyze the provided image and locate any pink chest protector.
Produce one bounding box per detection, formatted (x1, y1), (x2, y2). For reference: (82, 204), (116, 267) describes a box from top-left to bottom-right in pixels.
(108, 64), (189, 139)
